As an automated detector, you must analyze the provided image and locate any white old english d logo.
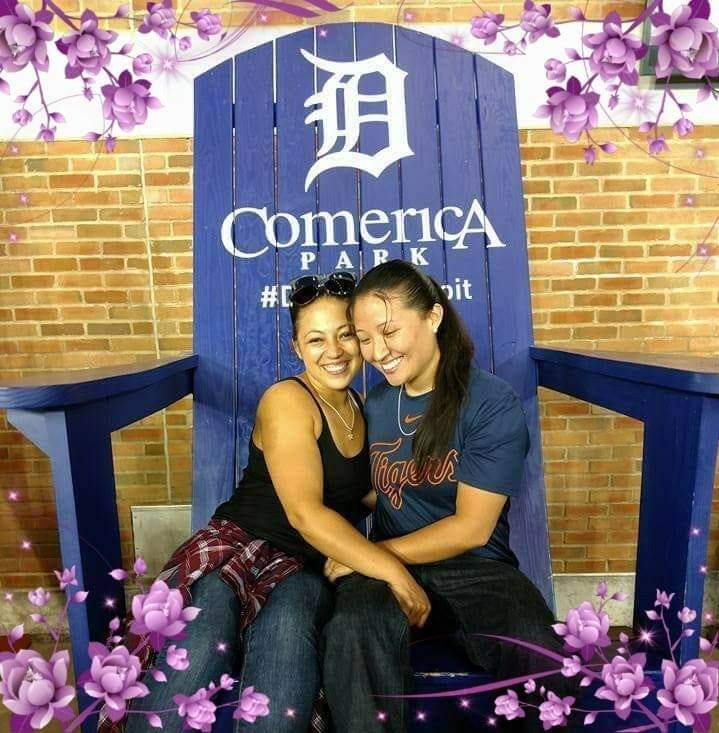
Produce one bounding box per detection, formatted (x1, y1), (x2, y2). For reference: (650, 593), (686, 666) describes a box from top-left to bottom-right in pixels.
(301, 49), (414, 191)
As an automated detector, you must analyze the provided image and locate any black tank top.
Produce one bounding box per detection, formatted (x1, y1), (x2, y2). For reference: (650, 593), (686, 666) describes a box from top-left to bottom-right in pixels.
(213, 377), (370, 565)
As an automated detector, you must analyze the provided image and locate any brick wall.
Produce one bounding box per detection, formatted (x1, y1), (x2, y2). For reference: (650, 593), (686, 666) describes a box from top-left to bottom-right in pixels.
(2, 0), (719, 590)
(2, 126), (717, 592)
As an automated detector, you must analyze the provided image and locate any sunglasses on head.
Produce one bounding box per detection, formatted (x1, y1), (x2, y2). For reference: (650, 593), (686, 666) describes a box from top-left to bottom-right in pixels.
(288, 271), (357, 306)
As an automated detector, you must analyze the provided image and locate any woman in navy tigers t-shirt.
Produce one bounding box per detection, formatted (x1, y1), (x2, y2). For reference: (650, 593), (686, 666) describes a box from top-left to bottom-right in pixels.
(320, 260), (577, 733)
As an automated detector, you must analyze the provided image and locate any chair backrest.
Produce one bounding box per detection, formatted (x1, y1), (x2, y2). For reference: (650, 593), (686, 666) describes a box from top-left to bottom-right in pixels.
(192, 22), (554, 610)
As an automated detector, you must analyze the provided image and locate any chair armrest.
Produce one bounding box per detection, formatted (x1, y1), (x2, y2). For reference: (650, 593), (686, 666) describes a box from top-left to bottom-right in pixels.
(530, 347), (719, 396)
(0, 355), (198, 410)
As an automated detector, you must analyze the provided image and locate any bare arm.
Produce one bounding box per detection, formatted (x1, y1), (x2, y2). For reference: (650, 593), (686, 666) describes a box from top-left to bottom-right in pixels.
(258, 383), (430, 625)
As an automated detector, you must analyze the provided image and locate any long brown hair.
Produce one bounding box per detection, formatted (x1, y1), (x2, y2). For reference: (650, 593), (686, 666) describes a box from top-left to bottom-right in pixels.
(351, 260), (474, 470)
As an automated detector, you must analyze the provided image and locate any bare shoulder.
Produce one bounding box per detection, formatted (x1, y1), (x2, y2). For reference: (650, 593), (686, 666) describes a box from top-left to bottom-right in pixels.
(256, 379), (321, 437)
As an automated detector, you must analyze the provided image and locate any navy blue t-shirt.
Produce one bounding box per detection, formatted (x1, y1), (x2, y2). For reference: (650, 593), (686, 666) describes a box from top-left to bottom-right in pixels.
(365, 367), (529, 565)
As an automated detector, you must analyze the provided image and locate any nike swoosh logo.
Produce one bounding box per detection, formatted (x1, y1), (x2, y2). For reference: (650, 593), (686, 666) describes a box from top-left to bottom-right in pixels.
(404, 414), (423, 425)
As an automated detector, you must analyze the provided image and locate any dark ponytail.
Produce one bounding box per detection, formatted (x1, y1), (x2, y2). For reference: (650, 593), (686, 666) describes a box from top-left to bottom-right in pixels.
(351, 260), (474, 471)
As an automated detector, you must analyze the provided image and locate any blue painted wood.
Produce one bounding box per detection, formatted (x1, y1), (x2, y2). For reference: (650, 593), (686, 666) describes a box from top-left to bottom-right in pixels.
(234, 44), (279, 476)
(435, 38), (491, 372)
(355, 22), (401, 393)
(635, 394), (719, 669)
(394, 28), (443, 279)
(474, 55), (552, 608)
(276, 29), (319, 378)
(0, 355), (197, 409)
(531, 346), (719, 395)
(192, 60), (236, 531)
(315, 24), (361, 276)
(45, 405), (121, 733)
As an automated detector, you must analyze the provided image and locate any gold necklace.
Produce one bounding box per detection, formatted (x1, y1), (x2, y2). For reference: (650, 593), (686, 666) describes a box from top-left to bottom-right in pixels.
(313, 387), (356, 440)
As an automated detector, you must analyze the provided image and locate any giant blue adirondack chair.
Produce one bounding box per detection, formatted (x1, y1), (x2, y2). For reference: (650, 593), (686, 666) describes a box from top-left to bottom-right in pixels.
(2, 21), (719, 733)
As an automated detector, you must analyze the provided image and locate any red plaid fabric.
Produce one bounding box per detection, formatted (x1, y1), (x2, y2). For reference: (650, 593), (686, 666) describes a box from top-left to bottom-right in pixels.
(96, 517), (328, 732)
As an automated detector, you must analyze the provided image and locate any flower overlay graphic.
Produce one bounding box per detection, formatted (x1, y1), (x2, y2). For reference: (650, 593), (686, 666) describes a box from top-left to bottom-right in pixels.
(0, 561), (271, 731)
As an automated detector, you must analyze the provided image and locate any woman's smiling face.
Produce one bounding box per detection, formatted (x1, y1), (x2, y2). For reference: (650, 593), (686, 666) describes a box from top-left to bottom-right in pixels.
(352, 291), (442, 394)
(293, 295), (362, 390)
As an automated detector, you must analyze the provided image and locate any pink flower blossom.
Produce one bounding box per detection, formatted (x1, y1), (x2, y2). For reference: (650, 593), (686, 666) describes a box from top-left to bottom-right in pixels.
(651, 4), (719, 80)
(133, 557), (148, 575)
(544, 58), (566, 81)
(583, 11), (647, 85)
(503, 39), (519, 55)
(678, 606), (697, 623)
(655, 590), (675, 608)
(130, 578), (200, 651)
(470, 11), (504, 45)
(673, 118), (695, 137)
(520, 0), (559, 43)
(27, 588), (49, 607)
(552, 600), (611, 661)
(139, 0), (176, 38)
(0, 3), (54, 73)
(561, 655), (581, 677)
(535, 77), (600, 143)
(233, 686), (270, 723)
(191, 9), (221, 41)
(11, 108), (30, 125)
(56, 9), (117, 78)
(0, 649), (75, 731)
(54, 566), (78, 591)
(538, 691), (574, 730)
(79, 642), (148, 722)
(657, 658), (718, 727)
(101, 70), (162, 133)
(595, 653), (651, 720)
(36, 122), (55, 142)
(174, 687), (216, 731)
(494, 689), (525, 720)
(132, 53), (153, 75)
(649, 136), (669, 155)
(166, 645), (189, 671)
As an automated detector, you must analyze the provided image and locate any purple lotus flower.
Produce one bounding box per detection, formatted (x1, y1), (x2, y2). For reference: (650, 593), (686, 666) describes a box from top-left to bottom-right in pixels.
(27, 587), (49, 607)
(649, 136), (669, 155)
(54, 566), (78, 590)
(167, 645), (189, 671)
(36, 123), (55, 142)
(132, 52), (153, 74)
(583, 11), (647, 85)
(174, 687), (216, 731)
(79, 642), (148, 722)
(101, 70), (162, 133)
(552, 599), (610, 660)
(0, 3), (53, 73)
(130, 578), (200, 651)
(535, 77), (600, 145)
(55, 9), (117, 78)
(651, 4), (719, 80)
(233, 686), (270, 723)
(561, 655), (581, 677)
(11, 108), (31, 125)
(191, 9), (221, 41)
(674, 118), (695, 137)
(657, 658), (718, 727)
(494, 689), (525, 720)
(470, 11), (504, 45)
(139, 0), (176, 38)
(520, 0), (559, 43)
(538, 691), (574, 730)
(544, 58), (566, 81)
(0, 649), (75, 730)
(595, 653), (651, 720)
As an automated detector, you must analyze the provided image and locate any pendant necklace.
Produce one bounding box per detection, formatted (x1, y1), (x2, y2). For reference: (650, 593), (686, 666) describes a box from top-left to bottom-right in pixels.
(314, 387), (356, 440)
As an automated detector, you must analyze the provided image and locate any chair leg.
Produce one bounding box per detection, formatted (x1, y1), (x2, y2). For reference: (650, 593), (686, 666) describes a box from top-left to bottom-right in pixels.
(635, 394), (719, 669)
(11, 403), (125, 733)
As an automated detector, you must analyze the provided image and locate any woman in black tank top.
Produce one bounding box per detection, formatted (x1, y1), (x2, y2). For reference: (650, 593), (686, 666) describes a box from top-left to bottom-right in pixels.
(126, 275), (428, 733)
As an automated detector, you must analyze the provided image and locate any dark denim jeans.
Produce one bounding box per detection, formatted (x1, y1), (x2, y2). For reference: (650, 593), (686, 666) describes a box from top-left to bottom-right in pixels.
(125, 566), (333, 733)
(321, 554), (578, 733)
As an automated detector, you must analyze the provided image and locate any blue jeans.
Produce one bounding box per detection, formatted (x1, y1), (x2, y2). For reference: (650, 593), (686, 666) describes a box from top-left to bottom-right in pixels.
(321, 554), (579, 733)
(125, 566), (333, 733)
